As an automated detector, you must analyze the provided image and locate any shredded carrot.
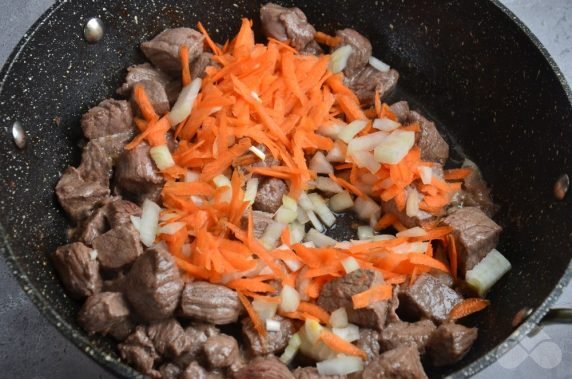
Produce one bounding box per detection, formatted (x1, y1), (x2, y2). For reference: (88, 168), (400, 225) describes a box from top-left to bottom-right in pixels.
(329, 174), (366, 198)
(125, 115), (170, 149)
(443, 167), (473, 181)
(319, 329), (367, 359)
(179, 45), (191, 86)
(237, 291), (267, 337)
(447, 234), (458, 280)
(197, 21), (222, 55)
(374, 213), (398, 231)
(352, 284), (393, 309)
(448, 298), (490, 321)
(227, 278), (277, 293)
(133, 84), (159, 122)
(314, 31), (342, 47)
(242, 292), (281, 303)
(298, 302), (331, 324)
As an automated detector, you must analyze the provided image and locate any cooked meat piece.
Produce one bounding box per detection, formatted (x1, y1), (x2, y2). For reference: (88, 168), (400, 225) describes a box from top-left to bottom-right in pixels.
(56, 167), (109, 221)
(356, 328), (380, 363)
(381, 194), (435, 229)
(91, 131), (135, 162)
(131, 79), (170, 116)
(81, 99), (133, 140)
(118, 326), (160, 376)
(443, 207), (502, 274)
(317, 269), (388, 330)
(335, 29), (372, 78)
(117, 63), (172, 95)
(73, 203), (109, 245)
(203, 334), (239, 369)
(362, 345), (428, 379)
(241, 210), (275, 239)
(52, 242), (101, 298)
(159, 363), (181, 379)
(457, 169), (496, 217)
(180, 361), (210, 379)
(141, 28), (204, 76)
(429, 269), (454, 288)
(102, 272), (128, 293)
(147, 318), (191, 360)
(386, 285), (400, 324)
(105, 199), (142, 228)
(389, 101), (410, 124)
(180, 281), (242, 324)
(379, 320), (436, 354)
(78, 292), (133, 340)
(92, 224), (143, 270)
(398, 274), (462, 323)
(426, 323), (478, 366)
(259, 3), (316, 50)
(253, 178), (288, 213)
(114, 142), (165, 204)
(242, 315), (296, 355)
(191, 52), (215, 79)
(78, 140), (113, 187)
(407, 111), (449, 165)
(234, 356), (295, 379)
(293, 367), (346, 379)
(301, 40), (323, 56)
(125, 246), (183, 322)
(346, 66), (399, 106)
(174, 323), (220, 368)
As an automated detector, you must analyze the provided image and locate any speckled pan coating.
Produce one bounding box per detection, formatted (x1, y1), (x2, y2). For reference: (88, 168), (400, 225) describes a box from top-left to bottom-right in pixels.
(0, 0), (570, 378)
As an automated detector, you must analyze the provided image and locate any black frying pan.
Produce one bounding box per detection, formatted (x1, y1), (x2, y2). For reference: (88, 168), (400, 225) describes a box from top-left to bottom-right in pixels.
(0, 0), (571, 377)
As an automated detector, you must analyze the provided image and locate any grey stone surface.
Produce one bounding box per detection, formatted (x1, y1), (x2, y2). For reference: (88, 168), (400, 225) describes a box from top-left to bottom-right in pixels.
(0, 1), (570, 378)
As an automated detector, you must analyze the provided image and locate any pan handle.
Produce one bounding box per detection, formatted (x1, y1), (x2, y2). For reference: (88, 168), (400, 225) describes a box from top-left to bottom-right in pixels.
(540, 308), (572, 325)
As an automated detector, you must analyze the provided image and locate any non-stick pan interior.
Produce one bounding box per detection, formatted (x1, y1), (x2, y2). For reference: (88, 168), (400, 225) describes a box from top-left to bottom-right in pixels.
(1, 0), (571, 377)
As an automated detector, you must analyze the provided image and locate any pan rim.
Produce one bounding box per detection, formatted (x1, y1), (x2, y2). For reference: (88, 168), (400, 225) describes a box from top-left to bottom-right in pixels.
(0, 0), (571, 378)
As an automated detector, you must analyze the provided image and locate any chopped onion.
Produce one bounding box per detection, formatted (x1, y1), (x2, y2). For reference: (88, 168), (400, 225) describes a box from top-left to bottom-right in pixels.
(348, 131), (388, 153)
(213, 174), (232, 203)
(332, 323), (360, 342)
(369, 56), (391, 72)
(318, 122), (345, 138)
(149, 144), (175, 170)
(373, 117), (401, 132)
(253, 300), (278, 320)
(298, 192), (315, 211)
(275, 206), (298, 224)
(265, 319), (282, 332)
(130, 215), (141, 232)
(280, 333), (302, 364)
(466, 248), (511, 296)
(405, 190), (420, 217)
(357, 226), (374, 240)
(244, 177), (259, 205)
(314, 176), (344, 193)
(338, 119), (368, 143)
(351, 150), (381, 174)
(317, 356), (364, 376)
(329, 191), (354, 212)
(139, 199), (161, 247)
(304, 318), (324, 344)
(326, 140), (348, 163)
(309, 151), (334, 174)
(307, 210), (325, 232)
(296, 207), (311, 224)
(373, 234), (396, 241)
(374, 130), (415, 164)
(284, 258), (303, 272)
(341, 256), (360, 274)
(249, 145), (266, 161)
(282, 195), (298, 211)
(168, 77), (202, 126)
(392, 241), (428, 254)
(158, 221), (185, 235)
(330, 308), (349, 328)
(305, 228), (337, 247)
(261, 222), (286, 250)
(89, 250), (98, 260)
(329, 45), (353, 74)
(184, 170), (200, 183)
(396, 226), (426, 238)
(353, 196), (381, 221)
(418, 166), (433, 185)
(190, 195), (204, 205)
(308, 193), (336, 227)
(289, 222), (306, 245)
(280, 285), (300, 313)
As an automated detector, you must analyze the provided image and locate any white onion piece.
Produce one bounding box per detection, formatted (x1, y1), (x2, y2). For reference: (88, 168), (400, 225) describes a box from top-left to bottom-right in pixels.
(418, 166), (433, 185)
(326, 141), (347, 162)
(348, 131), (388, 153)
(374, 130), (415, 164)
(318, 123), (345, 138)
(353, 196), (381, 221)
(244, 177), (259, 205)
(249, 145), (266, 161)
(168, 78), (202, 126)
(307, 210), (324, 232)
(332, 324), (360, 342)
(253, 300), (278, 320)
(369, 56), (391, 72)
(190, 195), (204, 205)
(275, 206), (298, 224)
(357, 226), (374, 240)
(308, 193), (336, 227)
(130, 215), (141, 232)
(373, 117), (401, 132)
(261, 222), (286, 250)
(309, 151), (334, 175)
(159, 212), (178, 222)
(305, 228), (337, 247)
(149, 144), (175, 170)
(304, 318), (324, 344)
(139, 199), (161, 247)
(317, 356), (364, 376)
(373, 234), (396, 241)
(329, 45), (353, 73)
(289, 222), (306, 245)
(280, 333), (302, 364)
(338, 120), (368, 143)
(298, 192), (315, 211)
(284, 258), (303, 272)
(184, 170), (200, 182)
(330, 308), (349, 328)
(296, 207), (311, 224)
(158, 221), (185, 235)
(280, 285), (300, 313)
(282, 195), (298, 211)
(351, 150), (381, 175)
(341, 256), (360, 274)
(314, 176), (344, 193)
(265, 319), (281, 332)
(329, 191), (354, 212)
(405, 190), (420, 217)
(396, 226), (427, 238)
(466, 248), (511, 296)
(392, 241), (428, 254)
(89, 250), (98, 260)
(213, 174), (232, 203)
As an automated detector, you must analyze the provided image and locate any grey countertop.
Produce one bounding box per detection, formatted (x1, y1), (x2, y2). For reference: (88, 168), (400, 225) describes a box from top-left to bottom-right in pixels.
(0, 1), (570, 378)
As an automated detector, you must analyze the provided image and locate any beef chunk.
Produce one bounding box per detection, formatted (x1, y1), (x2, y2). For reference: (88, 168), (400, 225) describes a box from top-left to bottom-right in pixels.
(191, 52), (215, 79)
(426, 323), (478, 366)
(407, 111), (449, 165)
(78, 140), (113, 187)
(81, 99), (133, 140)
(131, 80), (170, 116)
(102, 272), (128, 293)
(253, 178), (288, 213)
(386, 285), (400, 324)
(105, 199), (141, 228)
(317, 269), (388, 330)
(301, 40), (323, 56)
(180, 361), (209, 379)
(242, 315), (296, 355)
(389, 101), (410, 124)
(117, 63), (172, 96)
(335, 29), (372, 78)
(147, 318), (191, 360)
(443, 207), (502, 274)
(356, 329), (380, 363)
(180, 281), (242, 324)
(241, 210), (275, 239)
(234, 356), (295, 379)
(92, 224), (143, 270)
(457, 168), (496, 217)
(141, 28), (204, 76)
(114, 142), (165, 204)
(159, 363), (181, 379)
(52, 242), (101, 298)
(56, 167), (109, 221)
(174, 323), (220, 368)
(118, 326), (159, 376)
(73, 203), (109, 245)
(91, 131), (135, 162)
(362, 345), (427, 379)
(125, 246), (183, 322)
(346, 66), (399, 106)
(398, 274), (462, 323)
(260, 3), (316, 51)
(379, 320), (436, 354)
(78, 292), (133, 340)
(203, 334), (239, 369)
(294, 367), (346, 379)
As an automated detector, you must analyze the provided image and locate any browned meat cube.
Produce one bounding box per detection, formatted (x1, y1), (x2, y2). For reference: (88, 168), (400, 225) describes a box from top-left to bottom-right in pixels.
(301, 40), (323, 56)
(81, 99), (133, 140)
(52, 242), (101, 299)
(92, 224), (143, 270)
(346, 66), (399, 106)
(379, 320), (436, 354)
(147, 318), (191, 360)
(443, 206), (502, 274)
(174, 323), (220, 368)
(241, 210), (275, 239)
(55, 167), (109, 221)
(117, 63), (172, 95)
(105, 199), (141, 228)
(260, 3), (316, 51)
(131, 79), (170, 116)
(90, 131), (134, 162)
(362, 344), (428, 379)
(390, 101), (410, 123)
(398, 274), (462, 323)
(293, 367), (346, 379)
(125, 246), (183, 322)
(180, 281), (242, 324)
(159, 363), (181, 379)
(335, 28), (372, 78)
(254, 178), (288, 213)
(455, 168), (496, 217)
(408, 111), (449, 165)
(180, 362), (210, 379)
(118, 326), (160, 376)
(78, 140), (112, 187)
(204, 334), (240, 369)
(242, 315), (296, 355)
(73, 203), (109, 245)
(426, 323), (478, 366)
(234, 356), (294, 379)
(191, 52), (216, 79)
(356, 328), (381, 363)
(78, 292), (133, 340)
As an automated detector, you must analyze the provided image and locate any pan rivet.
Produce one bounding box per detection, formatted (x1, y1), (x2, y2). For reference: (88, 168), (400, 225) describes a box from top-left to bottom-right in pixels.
(84, 17), (104, 43)
(553, 174), (569, 200)
(12, 121), (26, 149)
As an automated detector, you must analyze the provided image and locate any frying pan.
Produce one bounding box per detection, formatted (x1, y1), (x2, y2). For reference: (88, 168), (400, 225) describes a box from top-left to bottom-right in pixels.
(0, 0), (571, 377)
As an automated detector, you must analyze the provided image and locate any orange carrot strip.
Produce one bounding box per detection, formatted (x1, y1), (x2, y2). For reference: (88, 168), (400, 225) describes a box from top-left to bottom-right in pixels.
(133, 84), (159, 122)
(314, 31), (342, 47)
(179, 45), (191, 86)
(125, 115), (170, 150)
(200, 138), (252, 181)
(197, 21), (222, 55)
(242, 292), (281, 303)
(352, 284), (393, 309)
(447, 234), (458, 280)
(337, 94), (367, 121)
(328, 174), (366, 198)
(319, 330), (367, 359)
(298, 302), (330, 324)
(374, 90), (382, 117)
(374, 213), (398, 231)
(227, 278), (277, 293)
(237, 291), (267, 337)
(443, 167), (473, 181)
(173, 256), (211, 280)
(408, 253), (450, 273)
(448, 298), (490, 321)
